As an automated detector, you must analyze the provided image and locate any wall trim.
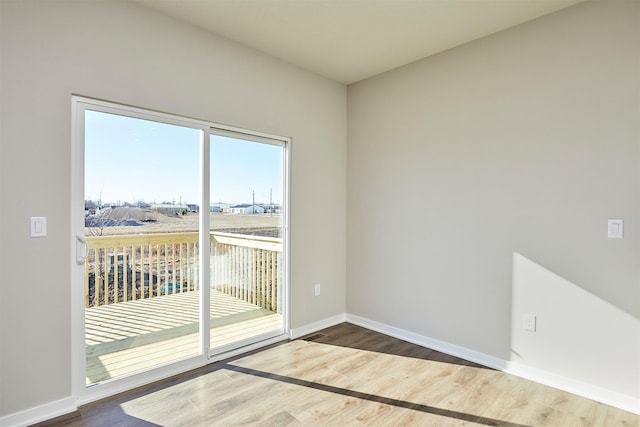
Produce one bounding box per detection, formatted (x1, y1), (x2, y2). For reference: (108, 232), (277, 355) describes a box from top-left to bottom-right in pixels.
(0, 397), (76, 427)
(346, 314), (507, 370)
(503, 361), (640, 416)
(289, 313), (347, 339)
(346, 313), (640, 415)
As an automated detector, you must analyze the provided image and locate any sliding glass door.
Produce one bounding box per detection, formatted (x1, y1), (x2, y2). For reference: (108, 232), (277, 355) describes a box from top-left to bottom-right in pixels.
(82, 109), (203, 386)
(72, 97), (289, 399)
(209, 131), (287, 354)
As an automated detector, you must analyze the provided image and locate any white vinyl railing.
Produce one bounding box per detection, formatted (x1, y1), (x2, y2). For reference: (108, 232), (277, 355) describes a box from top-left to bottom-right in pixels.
(85, 232), (282, 313)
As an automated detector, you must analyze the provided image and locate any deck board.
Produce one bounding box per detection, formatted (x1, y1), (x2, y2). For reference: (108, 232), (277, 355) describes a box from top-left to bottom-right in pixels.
(86, 290), (282, 384)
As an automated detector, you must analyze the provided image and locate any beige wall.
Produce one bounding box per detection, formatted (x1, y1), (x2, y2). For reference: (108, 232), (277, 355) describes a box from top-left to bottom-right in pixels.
(348, 0), (639, 405)
(2, 0), (639, 421)
(0, 0), (346, 417)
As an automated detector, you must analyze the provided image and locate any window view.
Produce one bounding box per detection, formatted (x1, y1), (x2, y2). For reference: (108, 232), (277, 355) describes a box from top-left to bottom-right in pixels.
(84, 111), (202, 385)
(209, 134), (285, 351)
(80, 105), (287, 387)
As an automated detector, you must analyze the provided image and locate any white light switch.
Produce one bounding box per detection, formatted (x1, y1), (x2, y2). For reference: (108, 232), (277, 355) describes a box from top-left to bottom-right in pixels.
(523, 313), (536, 332)
(30, 217), (47, 237)
(608, 219), (623, 238)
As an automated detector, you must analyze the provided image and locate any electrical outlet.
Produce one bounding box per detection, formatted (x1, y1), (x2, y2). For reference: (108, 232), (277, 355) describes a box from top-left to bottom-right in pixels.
(523, 313), (536, 332)
(314, 283), (321, 296)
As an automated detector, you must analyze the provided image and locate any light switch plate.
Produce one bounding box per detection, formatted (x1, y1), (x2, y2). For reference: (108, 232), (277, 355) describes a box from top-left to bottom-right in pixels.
(608, 219), (623, 238)
(30, 216), (47, 237)
(523, 313), (536, 332)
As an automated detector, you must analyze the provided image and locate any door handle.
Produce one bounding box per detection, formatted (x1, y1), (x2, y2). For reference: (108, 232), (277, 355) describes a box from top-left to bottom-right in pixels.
(76, 234), (88, 265)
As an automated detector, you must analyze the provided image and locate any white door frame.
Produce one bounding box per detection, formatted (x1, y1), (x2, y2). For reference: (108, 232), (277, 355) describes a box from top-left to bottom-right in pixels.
(70, 95), (290, 405)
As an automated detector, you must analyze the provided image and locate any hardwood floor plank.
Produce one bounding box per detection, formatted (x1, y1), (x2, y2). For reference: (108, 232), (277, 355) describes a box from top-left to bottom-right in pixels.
(36, 323), (640, 427)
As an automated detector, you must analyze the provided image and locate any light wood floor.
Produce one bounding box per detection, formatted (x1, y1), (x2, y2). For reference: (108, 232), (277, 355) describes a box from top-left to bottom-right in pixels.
(38, 323), (638, 426)
(86, 290), (282, 384)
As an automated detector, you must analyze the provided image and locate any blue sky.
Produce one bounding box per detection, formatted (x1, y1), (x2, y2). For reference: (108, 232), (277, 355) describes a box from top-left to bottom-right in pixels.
(85, 110), (283, 206)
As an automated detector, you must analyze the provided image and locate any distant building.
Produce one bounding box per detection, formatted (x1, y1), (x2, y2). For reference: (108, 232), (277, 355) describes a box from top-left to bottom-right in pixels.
(264, 204), (282, 214)
(85, 206), (103, 217)
(230, 204), (265, 215)
(210, 203), (232, 213)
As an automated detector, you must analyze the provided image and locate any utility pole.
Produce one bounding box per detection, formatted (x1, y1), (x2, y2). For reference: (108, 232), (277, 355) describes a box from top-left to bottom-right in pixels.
(270, 188), (273, 215)
(252, 190), (255, 215)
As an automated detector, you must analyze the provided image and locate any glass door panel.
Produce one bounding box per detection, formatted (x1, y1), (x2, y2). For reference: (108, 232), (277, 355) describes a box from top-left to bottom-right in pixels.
(209, 132), (285, 352)
(84, 110), (201, 385)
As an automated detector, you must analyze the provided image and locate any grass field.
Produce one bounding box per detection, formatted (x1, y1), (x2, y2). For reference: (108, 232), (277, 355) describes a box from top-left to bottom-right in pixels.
(86, 209), (282, 237)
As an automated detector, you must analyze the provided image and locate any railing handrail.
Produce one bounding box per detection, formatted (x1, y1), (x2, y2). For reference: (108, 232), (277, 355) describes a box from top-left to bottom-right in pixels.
(211, 231), (282, 252)
(87, 232), (199, 249)
(86, 231), (282, 249)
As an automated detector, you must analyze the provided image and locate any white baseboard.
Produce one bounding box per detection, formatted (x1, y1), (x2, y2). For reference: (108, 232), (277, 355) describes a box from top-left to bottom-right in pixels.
(346, 313), (640, 416)
(346, 314), (507, 370)
(503, 361), (640, 415)
(289, 313), (347, 339)
(0, 396), (76, 427)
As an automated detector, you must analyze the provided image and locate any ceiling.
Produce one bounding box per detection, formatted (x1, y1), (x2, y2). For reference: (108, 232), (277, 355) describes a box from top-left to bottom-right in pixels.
(135, 0), (584, 84)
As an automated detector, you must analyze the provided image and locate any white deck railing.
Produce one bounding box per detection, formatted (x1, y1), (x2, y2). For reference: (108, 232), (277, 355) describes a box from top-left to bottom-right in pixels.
(85, 232), (282, 313)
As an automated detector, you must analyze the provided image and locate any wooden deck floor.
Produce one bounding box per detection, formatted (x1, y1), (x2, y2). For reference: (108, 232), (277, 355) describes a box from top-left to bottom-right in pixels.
(86, 290), (282, 384)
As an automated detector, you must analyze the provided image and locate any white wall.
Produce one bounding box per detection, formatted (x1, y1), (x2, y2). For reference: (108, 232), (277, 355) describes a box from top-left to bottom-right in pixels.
(348, 0), (639, 410)
(0, 0), (346, 418)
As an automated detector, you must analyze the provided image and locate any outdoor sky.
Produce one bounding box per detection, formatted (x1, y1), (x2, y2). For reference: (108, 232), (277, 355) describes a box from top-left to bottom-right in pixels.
(84, 110), (284, 206)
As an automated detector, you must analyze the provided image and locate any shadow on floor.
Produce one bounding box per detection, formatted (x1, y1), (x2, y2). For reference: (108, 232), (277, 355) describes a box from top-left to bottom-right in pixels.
(36, 323), (508, 426)
(302, 322), (491, 369)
